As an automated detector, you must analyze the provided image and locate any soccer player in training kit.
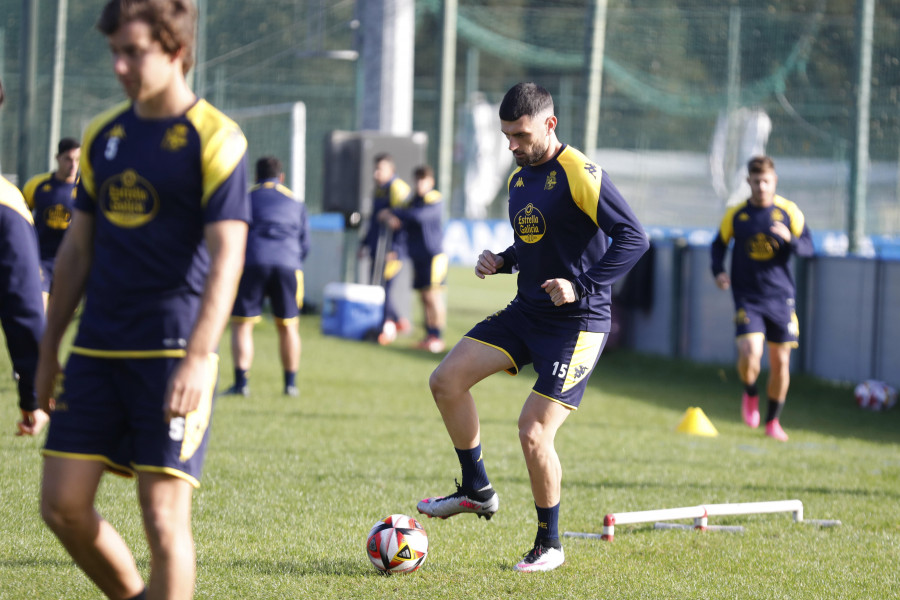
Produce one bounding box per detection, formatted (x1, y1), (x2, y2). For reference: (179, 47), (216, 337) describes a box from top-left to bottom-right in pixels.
(226, 156), (310, 398)
(417, 82), (648, 572)
(711, 155), (813, 442)
(0, 78), (49, 436)
(35, 2), (249, 599)
(380, 164), (448, 353)
(22, 137), (81, 309)
(360, 153), (411, 344)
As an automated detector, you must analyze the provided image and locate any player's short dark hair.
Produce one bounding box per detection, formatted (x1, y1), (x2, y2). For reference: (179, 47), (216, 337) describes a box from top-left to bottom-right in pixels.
(747, 156), (775, 174)
(255, 156), (283, 181)
(97, 0), (197, 74)
(57, 138), (80, 155)
(373, 153), (394, 167)
(499, 82), (554, 122)
(413, 165), (433, 180)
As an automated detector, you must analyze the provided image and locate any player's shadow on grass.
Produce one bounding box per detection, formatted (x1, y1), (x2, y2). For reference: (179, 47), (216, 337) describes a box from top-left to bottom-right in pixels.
(209, 558), (384, 577)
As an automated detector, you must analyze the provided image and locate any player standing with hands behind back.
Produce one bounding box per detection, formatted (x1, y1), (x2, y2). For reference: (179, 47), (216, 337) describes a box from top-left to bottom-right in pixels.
(416, 82), (648, 572)
(711, 156), (813, 441)
(35, 1), (250, 598)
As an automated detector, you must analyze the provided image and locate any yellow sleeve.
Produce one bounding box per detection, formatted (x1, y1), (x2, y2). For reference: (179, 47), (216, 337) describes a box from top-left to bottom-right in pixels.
(21, 173), (52, 210)
(186, 100), (248, 206)
(557, 146), (602, 226)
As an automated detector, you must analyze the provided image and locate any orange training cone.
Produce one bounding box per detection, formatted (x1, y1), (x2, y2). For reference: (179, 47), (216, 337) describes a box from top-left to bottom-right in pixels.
(676, 407), (719, 437)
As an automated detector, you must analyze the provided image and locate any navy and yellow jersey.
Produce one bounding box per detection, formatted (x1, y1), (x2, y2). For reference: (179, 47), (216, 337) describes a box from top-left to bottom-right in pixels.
(393, 189), (443, 257)
(711, 195), (814, 301)
(245, 178), (310, 270)
(0, 176), (45, 410)
(501, 144), (648, 332)
(22, 171), (76, 260)
(361, 176), (411, 256)
(72, 99), (250, 357)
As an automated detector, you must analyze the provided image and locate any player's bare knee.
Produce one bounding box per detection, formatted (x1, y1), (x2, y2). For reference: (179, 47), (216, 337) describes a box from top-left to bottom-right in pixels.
(429, 363), (458, 403)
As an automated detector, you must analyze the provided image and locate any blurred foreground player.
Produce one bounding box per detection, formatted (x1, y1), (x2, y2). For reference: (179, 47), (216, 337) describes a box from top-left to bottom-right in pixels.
(0, 78), (48, 436)
(711, 155), (813, 442)
(22, 137), (81, 309)
(35, 1), (249, 598)
(416, 83), (648, 572)
(225, 156), (310, 397)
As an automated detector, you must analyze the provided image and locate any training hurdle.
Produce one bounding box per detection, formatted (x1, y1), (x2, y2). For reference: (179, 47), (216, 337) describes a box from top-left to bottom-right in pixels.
(567, 499), (806, 541)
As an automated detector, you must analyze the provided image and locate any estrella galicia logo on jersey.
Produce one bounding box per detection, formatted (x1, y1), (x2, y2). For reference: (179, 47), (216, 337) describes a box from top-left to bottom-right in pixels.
(514, 177), (525, 188)
(745, 232), (779, 261)
(544, 170), (557, 190)
(99, 169), (160, 228)
(584, 162), (599, 179)
(162, 124), (189, 152)
(43, 204), (72, 230)
(104, 124), (126, 160)
(514, 203), (546, 244)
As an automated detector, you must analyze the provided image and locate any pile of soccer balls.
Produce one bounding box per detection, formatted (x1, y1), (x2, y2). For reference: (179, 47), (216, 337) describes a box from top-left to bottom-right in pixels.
(366, 514), (428, 574)
(853, 380), (897, 411)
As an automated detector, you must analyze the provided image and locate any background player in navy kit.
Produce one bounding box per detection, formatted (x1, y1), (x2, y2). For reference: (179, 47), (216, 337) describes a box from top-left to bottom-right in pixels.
(225, 156), (310, 397)
(0, 78), (49, 436)
(416, 83), (648, 572)
(22, 137), (81, 309)
(360, 153), (411, 344)
(35, 2), (249, 599)
(711, 155), (813, 442)
(379, 164), (447, 353)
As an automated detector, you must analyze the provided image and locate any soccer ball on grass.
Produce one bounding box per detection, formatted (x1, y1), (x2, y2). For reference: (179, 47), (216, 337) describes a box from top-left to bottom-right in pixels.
(366, 514), (428, 574)
(854, 380), (897, 411)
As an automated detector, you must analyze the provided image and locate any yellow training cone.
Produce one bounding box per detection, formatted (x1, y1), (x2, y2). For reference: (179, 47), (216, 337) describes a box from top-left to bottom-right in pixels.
(676, 407), (719, 437)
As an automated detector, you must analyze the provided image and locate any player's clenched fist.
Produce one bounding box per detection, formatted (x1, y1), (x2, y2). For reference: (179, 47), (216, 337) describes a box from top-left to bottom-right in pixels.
(475, 250), (505, 279)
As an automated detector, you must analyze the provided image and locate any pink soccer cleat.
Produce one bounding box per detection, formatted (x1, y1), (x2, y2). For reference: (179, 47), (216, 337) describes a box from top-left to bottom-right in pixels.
(765, 419), (789, 442)
(741, 392), (760, 428)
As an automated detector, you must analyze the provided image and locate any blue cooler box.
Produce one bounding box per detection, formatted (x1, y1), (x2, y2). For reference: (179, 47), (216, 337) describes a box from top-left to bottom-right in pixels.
(321, 282), (385, 340)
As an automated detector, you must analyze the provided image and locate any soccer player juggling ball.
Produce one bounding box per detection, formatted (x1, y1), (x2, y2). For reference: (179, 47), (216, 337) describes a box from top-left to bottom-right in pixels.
(711, 155), (813, 442)
(35, 1), (250, 599)
(417, 82), (648, 572)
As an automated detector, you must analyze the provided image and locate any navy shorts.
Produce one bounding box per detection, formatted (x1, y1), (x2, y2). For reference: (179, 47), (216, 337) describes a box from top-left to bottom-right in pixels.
(232, 265), (303, 322)
(734, 296), (800, 346)
(43, 353), (218, 487)
(39, 257), (55, 293)
(465, 301), (608, 409)
(411, 253), (448, 290)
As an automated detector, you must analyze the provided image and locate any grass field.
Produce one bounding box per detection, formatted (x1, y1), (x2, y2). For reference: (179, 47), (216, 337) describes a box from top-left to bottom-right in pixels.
(1, 266), (898, 599)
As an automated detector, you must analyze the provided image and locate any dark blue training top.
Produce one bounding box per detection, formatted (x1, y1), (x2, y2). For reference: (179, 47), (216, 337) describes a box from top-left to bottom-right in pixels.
(245, 178), (310, 270)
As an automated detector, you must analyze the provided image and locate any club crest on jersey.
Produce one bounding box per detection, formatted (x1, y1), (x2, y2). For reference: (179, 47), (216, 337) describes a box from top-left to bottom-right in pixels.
(514, 202), (546, 244)
(99, 168), (160, 228)
(44, 204), (72, 230)
(104, 124), (126, 160)
(544, 170), (557, 191)
(745, 232), (778, 261)
(41, 183), (52, 193)
(162, 124), (189, 152)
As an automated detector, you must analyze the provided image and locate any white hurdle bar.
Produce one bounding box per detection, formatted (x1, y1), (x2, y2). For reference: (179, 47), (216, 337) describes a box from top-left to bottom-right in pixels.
(593, 499), (804, 541)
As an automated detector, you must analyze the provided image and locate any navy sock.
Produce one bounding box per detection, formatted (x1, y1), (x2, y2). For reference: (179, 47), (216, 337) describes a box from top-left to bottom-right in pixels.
(234, 369), (248, 388)
(125, 590), (146, 600)
(765, 398), (784, 423)
(426, 327), (441, 338)
(284, 371), (296, 388)
(744, 383), (758, 397)
(455, 444), (490, 491)
(535, 502), (561, 547)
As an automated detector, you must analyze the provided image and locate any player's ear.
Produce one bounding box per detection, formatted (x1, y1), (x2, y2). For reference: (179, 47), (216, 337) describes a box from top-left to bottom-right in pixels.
(546, 115), (558, 135)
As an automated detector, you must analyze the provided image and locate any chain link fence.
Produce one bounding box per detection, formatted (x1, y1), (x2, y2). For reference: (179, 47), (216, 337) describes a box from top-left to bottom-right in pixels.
(1, 0), (897, 236)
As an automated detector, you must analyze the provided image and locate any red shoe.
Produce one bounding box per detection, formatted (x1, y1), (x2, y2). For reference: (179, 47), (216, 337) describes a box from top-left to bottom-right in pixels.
(416, 336), (445, 354)
(741, 392), (760, 428)
(396, 318), (412, 334)
(765, 419), (789, 442)
(377, 320), (397, 346)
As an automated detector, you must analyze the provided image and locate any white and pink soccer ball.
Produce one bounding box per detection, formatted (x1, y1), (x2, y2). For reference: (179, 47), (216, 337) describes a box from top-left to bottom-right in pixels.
(854, 380), (897, 411)
(366, 514), (428, 574)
